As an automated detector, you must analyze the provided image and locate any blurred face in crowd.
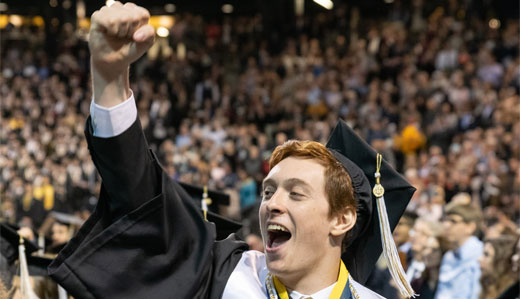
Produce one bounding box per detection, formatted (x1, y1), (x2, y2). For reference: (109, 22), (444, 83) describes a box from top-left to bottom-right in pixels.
(512, 239), (520, 273)
(393, 217), (412, 247)
(260, 157), (353, 282)
(422, 235), (442, 268)
(51, 222), (70, 245)
(479, 242), (495, 276)
(442, 213), (476, 248)
(411, 220), (433, 256)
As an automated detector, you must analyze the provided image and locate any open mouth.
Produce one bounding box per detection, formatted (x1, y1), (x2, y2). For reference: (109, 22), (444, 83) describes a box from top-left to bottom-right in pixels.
(267, 224), (292, 251)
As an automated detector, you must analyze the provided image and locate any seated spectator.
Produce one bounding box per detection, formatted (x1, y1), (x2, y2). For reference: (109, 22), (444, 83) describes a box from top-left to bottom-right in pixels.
(407, 218), (443, 299)
(479, 235), (518, 299)
(436, 203), (483, 299)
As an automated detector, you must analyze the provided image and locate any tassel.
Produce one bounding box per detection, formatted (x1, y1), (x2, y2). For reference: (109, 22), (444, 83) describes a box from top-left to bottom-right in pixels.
(374, 154), (416, 298)
(18, 236), (40, 299)
(202, 186), (212, 221)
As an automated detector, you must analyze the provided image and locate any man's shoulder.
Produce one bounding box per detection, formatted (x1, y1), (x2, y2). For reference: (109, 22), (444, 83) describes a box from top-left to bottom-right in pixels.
(221, 250), (269, 298)
(350, 278), (386, 299)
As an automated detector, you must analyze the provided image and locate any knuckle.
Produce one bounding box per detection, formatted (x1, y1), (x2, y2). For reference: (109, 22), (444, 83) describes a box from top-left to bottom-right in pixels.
(107, 18), (116, 26)
(138, 8), (150, 19)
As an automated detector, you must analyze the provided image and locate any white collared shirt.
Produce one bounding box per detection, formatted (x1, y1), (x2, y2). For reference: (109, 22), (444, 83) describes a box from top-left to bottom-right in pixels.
(89, 92), (137, 138)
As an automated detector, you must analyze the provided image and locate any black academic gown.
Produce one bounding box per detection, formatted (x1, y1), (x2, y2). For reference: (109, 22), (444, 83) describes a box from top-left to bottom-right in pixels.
(48, 118), (248, 299)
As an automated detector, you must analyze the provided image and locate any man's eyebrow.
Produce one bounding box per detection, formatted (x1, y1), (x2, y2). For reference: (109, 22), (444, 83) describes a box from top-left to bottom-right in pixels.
(283, 178), (313, 193)
(262, 178), (276, 189)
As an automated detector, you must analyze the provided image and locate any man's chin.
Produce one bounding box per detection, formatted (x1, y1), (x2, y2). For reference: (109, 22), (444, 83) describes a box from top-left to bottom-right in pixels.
(265, 258), (286, 275)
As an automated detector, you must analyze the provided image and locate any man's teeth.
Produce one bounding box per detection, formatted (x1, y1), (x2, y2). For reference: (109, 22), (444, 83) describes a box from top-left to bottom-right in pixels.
(268, 224), (288, 232)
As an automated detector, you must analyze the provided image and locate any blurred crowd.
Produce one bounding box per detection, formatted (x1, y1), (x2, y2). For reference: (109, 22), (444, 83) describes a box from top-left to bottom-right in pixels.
(1, 0), (519, 298)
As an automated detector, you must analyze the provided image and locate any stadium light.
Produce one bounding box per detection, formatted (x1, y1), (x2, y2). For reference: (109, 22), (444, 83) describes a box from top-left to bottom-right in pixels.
(157, 26), (169, 37)
(165, 4), (176, 13)
(295, 0), (304, 16)
(9, 15), (23, 26)
(313, 0), (333, 10)
(489, 18), (500, 29)
(222, 4), (233, 14)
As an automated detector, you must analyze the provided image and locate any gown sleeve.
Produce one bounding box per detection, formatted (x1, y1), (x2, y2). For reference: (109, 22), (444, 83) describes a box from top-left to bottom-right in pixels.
(48, 117), (248, 299)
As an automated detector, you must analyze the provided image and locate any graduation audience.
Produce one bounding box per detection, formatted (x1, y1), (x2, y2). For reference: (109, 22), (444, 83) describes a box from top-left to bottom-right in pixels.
(479, 235), (518, 299)
(0, 0), (519, 297)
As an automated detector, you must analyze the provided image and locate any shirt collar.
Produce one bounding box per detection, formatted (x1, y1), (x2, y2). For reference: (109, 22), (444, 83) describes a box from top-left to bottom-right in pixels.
(289, 282), (337, 299)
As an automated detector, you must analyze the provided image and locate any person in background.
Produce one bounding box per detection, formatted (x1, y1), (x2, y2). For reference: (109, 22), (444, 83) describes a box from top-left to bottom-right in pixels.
(407, 218), (443, 299)
(393, 211), (418, 270)
(479, 235), (518, 299)
(435, 203), (483, 299)
(498, 236), (520, 299)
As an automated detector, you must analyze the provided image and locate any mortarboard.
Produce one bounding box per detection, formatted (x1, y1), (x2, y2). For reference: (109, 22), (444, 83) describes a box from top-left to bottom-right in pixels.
(177, 182), (242, 240)
(178, 182), (231, 207)
(326, 120), (416, 297)
(25, 254), (54, 277)
(0, 222), (39, 264)
(49, 212), (84, 227)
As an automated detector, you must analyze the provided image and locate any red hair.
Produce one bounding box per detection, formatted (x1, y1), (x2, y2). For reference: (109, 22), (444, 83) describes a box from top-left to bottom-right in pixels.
(269, 140), (356, 217)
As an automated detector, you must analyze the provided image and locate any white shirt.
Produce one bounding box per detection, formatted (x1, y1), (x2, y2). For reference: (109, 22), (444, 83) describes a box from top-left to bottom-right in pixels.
(223, 251), (385, 299)
(89, 93), (137, 138)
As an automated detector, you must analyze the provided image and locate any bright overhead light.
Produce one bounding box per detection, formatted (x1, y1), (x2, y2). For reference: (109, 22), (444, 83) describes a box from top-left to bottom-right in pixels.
(164, 4), (176, 13)
(222, 4), (233, 14)
(313, 0), (333, 10)
(157, 26), (169, 37)
(489, 18), (500, 29)
(9, 15), (23, 27)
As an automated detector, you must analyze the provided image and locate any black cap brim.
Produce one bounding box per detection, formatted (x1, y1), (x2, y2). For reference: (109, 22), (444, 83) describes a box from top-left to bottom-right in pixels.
(326, 120), (415, 283)
(177, 182), (242, 239)
(178, 182), (230, 206)
(26, 255), (54, 276)
(1, 222), (40, 264)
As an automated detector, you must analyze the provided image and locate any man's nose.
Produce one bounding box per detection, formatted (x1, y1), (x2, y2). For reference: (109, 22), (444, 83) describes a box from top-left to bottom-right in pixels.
(266, 190), (286, 214)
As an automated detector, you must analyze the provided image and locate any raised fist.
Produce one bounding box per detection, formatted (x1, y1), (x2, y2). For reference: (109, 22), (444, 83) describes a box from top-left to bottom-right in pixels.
(89, 2), (154, 81)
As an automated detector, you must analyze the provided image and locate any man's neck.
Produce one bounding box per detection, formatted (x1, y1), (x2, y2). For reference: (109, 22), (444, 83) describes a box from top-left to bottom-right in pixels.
(277, 257), (341, 295)
(455, 235), (472, 250)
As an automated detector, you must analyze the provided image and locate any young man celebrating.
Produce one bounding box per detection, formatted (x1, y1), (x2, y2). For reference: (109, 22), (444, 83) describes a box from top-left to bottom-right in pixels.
(48, 3), (416, 298)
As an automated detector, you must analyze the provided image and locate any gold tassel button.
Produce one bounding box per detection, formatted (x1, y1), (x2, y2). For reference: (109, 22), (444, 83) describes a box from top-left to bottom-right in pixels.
(373, 154), (385, 197)
(373, 183), (385, 198)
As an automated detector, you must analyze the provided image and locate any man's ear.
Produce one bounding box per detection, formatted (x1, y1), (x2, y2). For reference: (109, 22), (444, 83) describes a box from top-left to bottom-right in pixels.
(330, 206), (357, 237)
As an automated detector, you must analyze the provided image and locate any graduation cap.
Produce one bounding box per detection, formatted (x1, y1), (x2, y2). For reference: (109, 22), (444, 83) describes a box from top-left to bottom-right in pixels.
(326, 120), (416, 298)
(25, 254), (54, 277)
(0, 223), (39, 265)
(177, 182), (242, 240)
(0, 222), (55, 296)
(50, 212), (84, 227)
(178, 182), (230, 207)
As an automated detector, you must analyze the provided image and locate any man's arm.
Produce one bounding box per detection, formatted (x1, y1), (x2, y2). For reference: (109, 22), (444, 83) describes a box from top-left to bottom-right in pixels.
(89, 1), (153, 108)
(86, 2), (158, 220)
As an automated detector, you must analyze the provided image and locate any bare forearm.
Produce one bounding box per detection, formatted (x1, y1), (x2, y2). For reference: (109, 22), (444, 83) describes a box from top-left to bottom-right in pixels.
(92, 64), (131, 108)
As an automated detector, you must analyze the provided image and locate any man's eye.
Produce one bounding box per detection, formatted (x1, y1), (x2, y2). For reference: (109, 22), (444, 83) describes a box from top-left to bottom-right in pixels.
(290, 191), (303, 197)
(263, 188), (274, 198)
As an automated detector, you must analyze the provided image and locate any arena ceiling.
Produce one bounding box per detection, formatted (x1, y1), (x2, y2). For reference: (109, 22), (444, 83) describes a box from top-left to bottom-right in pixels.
(1, 0), (518, 23)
